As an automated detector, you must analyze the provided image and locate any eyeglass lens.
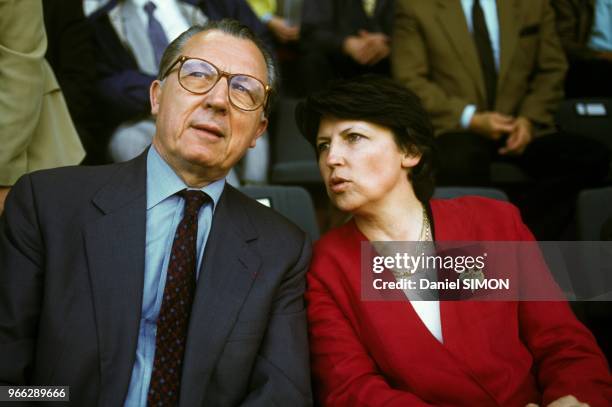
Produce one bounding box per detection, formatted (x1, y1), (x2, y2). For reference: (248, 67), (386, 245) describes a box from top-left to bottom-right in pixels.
(179, 58), (266, 110)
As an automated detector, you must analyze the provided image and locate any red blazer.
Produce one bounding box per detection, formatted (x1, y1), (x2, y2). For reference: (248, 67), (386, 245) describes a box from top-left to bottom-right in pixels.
(306, 197), (611, 406)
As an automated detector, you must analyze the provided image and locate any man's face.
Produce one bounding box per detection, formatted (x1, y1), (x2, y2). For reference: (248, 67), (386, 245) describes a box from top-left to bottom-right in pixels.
(150, 30), (268, 185)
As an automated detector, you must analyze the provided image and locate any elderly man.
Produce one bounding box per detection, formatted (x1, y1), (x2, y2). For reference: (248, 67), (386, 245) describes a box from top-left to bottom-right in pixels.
(0, 20), (312, 406)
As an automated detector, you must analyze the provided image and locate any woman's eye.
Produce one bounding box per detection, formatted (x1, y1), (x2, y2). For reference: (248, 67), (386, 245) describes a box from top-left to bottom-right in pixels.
(317, 142), (329, 152)
(347, 133), (363, 143)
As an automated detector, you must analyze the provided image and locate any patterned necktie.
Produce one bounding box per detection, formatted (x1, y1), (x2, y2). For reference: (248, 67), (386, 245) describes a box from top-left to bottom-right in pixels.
(143, 1), (169, 68)
(363, 0), (376, 17)
(472, 0), (497, 110)
(147, 190), (210, 406)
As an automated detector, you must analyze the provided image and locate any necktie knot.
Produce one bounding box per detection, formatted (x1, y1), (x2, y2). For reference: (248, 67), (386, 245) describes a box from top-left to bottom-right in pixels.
(144, 1), (156, 16)
(178, 190), (209, 218)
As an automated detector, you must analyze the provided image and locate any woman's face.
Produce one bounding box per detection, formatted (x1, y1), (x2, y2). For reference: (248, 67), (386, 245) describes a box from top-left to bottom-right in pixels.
(316, 117), (421, 214)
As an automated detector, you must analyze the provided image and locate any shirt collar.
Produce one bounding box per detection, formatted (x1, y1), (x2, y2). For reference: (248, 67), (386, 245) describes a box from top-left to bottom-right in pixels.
(146, 145), (225, 210)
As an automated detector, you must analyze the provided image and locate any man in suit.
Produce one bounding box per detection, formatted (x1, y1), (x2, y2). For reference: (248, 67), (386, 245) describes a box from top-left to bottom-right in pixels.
(392, 0), (609, 238)
(300, 0), (394, 92)
(0, 20), (312, 406)
(0, 0), (85, 215)
(553, 0), (612, 97)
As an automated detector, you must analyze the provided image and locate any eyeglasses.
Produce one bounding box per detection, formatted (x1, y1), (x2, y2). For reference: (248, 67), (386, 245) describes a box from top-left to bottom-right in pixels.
(162, 56), (271, 111)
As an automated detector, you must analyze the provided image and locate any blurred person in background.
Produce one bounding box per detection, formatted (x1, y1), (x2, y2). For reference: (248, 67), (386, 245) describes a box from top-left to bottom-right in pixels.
(0, 0), (85, 215)
(553, 0), (612, 97)
(392, 0), (610, 239)
(43, 0), (104, 164)
(248, 0), (301, 43)
(300, 0), (394, 92)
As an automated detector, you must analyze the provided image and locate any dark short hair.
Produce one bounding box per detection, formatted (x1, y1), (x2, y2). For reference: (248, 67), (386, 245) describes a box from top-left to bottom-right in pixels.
(295, 75), (436, 203)
(157, 19), (278, 116)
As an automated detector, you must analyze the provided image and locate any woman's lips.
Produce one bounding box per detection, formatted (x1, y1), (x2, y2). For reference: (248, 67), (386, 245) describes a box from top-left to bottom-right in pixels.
(329, 177), (350, 193)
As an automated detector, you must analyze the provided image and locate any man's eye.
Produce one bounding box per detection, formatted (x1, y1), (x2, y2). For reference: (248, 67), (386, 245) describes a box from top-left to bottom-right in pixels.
(188, 71), (212, 79)
(231, 82), (250, 93)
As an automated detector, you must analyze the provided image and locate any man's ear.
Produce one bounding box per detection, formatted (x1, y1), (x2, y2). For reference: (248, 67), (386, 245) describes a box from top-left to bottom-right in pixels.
(249, 114), (269, 148)
(401, 150), (422, 169)
(150, 80), (162, 115)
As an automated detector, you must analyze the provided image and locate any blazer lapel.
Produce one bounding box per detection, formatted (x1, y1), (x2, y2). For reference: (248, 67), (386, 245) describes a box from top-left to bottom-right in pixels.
(497, 0), (520, 91)
(179, 186), (261, 406)
(353, 220), (497, 403)
(430, 200), (501, 405)
(84, 153), (147, 407)
(436, 0), (486, 101)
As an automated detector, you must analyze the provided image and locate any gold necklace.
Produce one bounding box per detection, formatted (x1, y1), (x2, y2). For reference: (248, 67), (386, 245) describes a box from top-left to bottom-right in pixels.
(390, 205), (432, 279)
(419, 205), (432, 242)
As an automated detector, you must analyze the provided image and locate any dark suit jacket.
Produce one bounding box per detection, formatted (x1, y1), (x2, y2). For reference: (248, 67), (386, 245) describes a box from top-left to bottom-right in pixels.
(301, 0), (393, 56)
(392, 0), (568, 136)
(300, 0), (394, 80)
(43, 0), (105, 164)
(0, 152), (313, 406)
(88, 0), (271, 132)
(552, 0), (598, 61)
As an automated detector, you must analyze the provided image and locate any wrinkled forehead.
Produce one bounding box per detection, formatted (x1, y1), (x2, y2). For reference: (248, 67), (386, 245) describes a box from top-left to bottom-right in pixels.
(181, 30), (268, 84)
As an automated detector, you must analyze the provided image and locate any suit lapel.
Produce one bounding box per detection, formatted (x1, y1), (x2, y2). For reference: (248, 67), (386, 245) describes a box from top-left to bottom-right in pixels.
(179, 186), (261, 406)
(430, 200), (501, 405)
(497, 0), (520, 91)
(84, 153), (148, 406)
(436, 0), (486, 101)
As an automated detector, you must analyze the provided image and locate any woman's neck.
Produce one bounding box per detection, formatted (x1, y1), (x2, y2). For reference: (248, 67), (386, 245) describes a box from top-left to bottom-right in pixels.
(354, 185), (425, 242)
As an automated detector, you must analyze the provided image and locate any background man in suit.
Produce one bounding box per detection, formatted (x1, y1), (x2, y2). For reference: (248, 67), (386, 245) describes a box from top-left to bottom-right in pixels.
(392, 0), (609, 239)
(0, 0), (85, 215)
(0, 20), (312, 406)
(553, 0), (612, 97)
(300, 0), (394, 92)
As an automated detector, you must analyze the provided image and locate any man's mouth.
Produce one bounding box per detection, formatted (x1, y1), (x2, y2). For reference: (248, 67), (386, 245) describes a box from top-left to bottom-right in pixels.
(191, 123), (225, 139)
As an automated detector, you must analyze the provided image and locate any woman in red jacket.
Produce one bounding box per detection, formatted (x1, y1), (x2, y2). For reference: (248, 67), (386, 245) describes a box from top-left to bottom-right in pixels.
(296, 75), (611, 407)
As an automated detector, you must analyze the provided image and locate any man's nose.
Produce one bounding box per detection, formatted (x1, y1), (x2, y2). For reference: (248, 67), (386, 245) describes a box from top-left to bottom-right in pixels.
(203, 76), (230, 113)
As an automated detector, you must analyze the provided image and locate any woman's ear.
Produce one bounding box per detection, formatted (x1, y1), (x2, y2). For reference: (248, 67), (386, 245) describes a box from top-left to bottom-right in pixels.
(401, 150), (422, 169)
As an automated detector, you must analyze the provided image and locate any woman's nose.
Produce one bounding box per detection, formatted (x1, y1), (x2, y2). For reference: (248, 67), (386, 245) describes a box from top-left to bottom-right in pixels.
(325, 142), (345, 167)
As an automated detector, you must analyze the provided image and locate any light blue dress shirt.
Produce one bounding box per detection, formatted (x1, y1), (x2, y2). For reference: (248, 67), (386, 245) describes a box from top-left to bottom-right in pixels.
(124, 146), (225, 406)
(588, 0), (612, 52)
(459, 0), (500, 128)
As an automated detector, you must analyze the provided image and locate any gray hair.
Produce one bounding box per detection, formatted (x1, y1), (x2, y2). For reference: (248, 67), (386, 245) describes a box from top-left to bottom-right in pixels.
(158, 19), (278, 115)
